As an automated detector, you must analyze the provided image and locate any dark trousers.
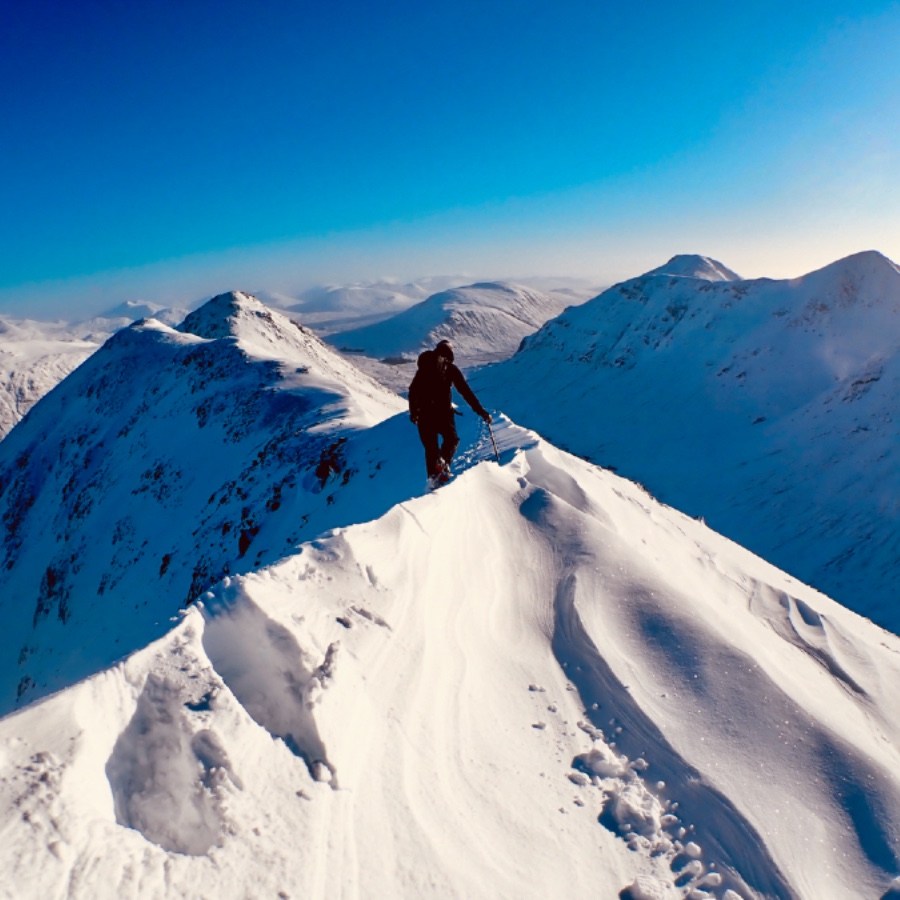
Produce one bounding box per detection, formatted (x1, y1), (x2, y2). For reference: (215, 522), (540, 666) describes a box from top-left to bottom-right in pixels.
(417, 412), (459, 477)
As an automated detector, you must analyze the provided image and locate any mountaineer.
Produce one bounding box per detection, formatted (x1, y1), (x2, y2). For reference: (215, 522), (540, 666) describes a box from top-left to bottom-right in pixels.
(408, 340), (492, 486)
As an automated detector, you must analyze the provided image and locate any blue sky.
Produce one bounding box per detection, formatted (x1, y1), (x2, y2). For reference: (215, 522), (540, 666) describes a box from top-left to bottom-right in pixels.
(1, 0), (898, 316)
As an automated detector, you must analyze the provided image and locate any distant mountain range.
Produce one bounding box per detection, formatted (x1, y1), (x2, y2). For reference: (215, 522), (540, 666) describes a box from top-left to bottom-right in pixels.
(330, 281), (585, 368)
(256, 276), (471, 334)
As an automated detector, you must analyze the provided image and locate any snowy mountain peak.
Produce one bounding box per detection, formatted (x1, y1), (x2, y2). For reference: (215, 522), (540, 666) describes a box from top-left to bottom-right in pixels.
(0, 293), (403, 713)
(477, 250), (900, 629)
(798, 249), (900, 289)
(645, 254), (740, 282)
(175, 292), (401, 406)
(177, 290), (272, 341)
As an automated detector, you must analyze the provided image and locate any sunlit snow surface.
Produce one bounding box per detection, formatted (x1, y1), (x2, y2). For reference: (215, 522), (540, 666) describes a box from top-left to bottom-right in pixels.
(1, 286), (899, 899)
(330, 281), (582, 368)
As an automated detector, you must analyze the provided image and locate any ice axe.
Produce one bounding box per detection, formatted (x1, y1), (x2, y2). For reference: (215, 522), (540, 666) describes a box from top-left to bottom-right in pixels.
(485, 416), (500, 462)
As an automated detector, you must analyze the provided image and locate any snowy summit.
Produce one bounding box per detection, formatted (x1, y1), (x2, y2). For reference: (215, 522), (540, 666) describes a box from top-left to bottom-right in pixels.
(644, 255), (741, 282)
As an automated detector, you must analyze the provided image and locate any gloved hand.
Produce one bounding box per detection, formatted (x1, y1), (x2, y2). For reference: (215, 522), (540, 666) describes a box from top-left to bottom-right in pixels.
(479, 409), (492, 424)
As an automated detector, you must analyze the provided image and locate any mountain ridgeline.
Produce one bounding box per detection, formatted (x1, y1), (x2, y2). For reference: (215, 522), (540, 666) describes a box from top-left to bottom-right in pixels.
(475, 251), (900, 630)
(330, 281), (580, 366)
(0, 292), (404, 713)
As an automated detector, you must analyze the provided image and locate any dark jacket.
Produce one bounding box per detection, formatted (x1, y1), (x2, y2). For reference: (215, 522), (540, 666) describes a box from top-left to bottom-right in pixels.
(409, 350), (486, 423)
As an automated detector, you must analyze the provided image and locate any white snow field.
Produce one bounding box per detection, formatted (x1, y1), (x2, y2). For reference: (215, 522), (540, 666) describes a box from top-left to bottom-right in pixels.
(1, 289), (899, 899)
(0, 320), (99, 439)
(475, 251), (900, 633)
(2, 414), (900, 899)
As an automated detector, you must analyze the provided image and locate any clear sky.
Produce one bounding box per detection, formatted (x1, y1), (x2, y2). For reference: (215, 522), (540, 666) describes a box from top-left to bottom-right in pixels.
(1, 0), (898, 317)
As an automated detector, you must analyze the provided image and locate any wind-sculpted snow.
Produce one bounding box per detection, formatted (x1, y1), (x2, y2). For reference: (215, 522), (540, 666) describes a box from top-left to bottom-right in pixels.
(475, 251), (900, 631)
(2, 418), (900, 898)
(201, 583), (338, 785)
(106, 672), (240, 855)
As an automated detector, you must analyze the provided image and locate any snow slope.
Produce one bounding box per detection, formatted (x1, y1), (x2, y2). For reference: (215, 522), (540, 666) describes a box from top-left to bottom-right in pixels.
(331, 281), (580, 367)
(2, 413), (900, 899)
(475, 251), (900, 631)
(0, 292), (403, 714)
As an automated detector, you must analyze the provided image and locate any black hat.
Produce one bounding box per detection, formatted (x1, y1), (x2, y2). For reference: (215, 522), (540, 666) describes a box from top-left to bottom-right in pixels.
(435, 339), (454, 362)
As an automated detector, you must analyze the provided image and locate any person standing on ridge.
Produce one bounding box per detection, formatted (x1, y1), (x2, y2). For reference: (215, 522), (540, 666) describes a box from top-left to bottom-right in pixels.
(408, 339), (492, 486)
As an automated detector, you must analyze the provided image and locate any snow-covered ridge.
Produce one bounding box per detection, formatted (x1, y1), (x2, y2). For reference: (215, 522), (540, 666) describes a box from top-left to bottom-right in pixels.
(2, 418), (899, 899)
(0, 291), (404, 713)
(2, 262), (899, 899)
(476, 250), (900, 630)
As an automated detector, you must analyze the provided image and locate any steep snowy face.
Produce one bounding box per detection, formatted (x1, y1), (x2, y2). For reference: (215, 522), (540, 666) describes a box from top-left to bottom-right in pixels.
(331, 281), (579, 367)
(0, 292), (404, 714)
(475, 251), (900, 629)
(2, 419), (900, 900)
